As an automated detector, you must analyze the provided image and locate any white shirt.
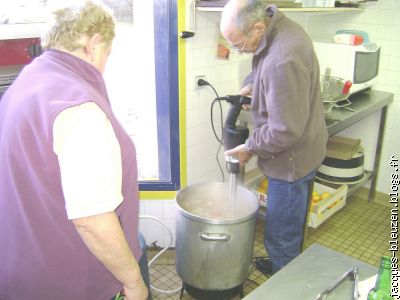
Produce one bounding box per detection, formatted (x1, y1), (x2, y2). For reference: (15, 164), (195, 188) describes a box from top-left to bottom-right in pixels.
(53, 102), (123, 219)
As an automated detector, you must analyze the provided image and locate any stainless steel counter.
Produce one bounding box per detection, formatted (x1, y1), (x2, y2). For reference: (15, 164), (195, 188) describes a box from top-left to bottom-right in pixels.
(326, 90), (393, 201)
(243, 243), (377, 300)
(325, 90), (393, 136)
(238, 89), (394, 201)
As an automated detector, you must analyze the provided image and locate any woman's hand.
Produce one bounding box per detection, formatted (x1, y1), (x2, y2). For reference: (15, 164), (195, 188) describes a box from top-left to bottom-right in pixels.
(124, 278), (148, 300)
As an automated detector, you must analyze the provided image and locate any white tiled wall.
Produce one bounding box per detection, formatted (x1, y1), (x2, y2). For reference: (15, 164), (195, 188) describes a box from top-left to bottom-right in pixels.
(142, 0), (400, 246)
(139, 200), (177, 247)
(185, 0), (400, 194)
(185, 12), (253, 185)
(299, 0), (400, 195)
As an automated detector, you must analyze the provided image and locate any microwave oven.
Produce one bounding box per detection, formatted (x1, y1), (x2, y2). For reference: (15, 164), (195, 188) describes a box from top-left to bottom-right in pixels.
(313, 41), (380, 95)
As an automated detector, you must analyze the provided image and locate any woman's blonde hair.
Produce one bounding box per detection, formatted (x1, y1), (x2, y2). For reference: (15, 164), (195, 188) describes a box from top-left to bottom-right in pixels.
(41, 0), (115, 51)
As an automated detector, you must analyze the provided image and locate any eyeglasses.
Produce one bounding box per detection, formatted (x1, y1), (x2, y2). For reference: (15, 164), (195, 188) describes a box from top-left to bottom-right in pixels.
(228, 35), (249, 53)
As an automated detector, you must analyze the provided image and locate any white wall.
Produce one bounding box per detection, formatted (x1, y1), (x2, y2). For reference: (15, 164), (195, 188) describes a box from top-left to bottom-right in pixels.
(141, 0), (400, 247)
(139, 199), (177, 248)
(185, 12), (253, 184)
(184, 0), (400, 193)
(294, 0), (400, 195)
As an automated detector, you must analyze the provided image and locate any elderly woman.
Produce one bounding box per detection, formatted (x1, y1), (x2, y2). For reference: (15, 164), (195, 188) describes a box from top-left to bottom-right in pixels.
(0, 1), (149, 299)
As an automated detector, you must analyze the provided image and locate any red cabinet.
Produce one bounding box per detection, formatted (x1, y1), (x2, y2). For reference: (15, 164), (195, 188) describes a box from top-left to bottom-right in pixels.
(0, 38), (41, 67)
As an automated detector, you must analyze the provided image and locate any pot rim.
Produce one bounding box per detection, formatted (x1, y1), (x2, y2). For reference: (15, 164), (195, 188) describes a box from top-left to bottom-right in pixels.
(176, 204), (258, 224)
(175, 182), (259, 224)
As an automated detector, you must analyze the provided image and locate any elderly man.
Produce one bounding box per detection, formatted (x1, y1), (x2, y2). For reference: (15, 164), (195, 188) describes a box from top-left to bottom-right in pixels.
(221, 0), (328, 275)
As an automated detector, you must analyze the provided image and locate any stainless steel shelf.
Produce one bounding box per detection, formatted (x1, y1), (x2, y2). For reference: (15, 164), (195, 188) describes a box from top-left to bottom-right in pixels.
(257, 170), (374, 221)
(347, 170), (374, 197)
(241, 90), (394, 203)
(325, 90), (393, 202)
(195, 1), (363, 12)
(325, 90), (393, 136)
(184, 1), (363, 43)
(196, 6), (363, 12)
(315, 170), (374, 197)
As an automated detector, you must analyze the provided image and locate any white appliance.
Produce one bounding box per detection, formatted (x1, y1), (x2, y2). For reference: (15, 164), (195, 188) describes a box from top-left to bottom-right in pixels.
(313, 41), (380, 95)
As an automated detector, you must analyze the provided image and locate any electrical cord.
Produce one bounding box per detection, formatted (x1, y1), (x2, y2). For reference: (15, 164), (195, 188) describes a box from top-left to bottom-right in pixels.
(211, 97), (226, 182)
(216, 138), (225, 182)
(139, 215), (182, 295)
(198, 79), (223, 143)
(210, 97), (223, 144)
(198, 78), (226, 182)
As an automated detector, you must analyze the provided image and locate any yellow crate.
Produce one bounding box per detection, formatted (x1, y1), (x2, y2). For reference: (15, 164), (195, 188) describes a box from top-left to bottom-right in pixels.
(249, 176), (268, 208)
(308, 182), (348, 228)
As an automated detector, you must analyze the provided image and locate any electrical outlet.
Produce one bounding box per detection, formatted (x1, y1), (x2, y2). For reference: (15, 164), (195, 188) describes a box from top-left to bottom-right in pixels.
(195, 75), (206, 89)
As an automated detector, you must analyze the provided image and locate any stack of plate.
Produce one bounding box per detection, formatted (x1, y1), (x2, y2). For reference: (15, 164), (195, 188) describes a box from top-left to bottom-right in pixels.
(316, 147), (366, 185)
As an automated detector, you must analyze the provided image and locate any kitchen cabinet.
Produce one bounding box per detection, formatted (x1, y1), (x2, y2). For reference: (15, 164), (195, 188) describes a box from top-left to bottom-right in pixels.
(240, 89), (394, 209)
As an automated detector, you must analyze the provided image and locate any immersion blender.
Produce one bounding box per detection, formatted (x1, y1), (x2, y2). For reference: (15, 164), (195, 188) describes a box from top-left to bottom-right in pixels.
(221, 95), (252, 205)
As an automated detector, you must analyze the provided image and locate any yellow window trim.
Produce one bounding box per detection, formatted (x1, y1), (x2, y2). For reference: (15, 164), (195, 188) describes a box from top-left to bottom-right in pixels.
(140, 0), (187, 200)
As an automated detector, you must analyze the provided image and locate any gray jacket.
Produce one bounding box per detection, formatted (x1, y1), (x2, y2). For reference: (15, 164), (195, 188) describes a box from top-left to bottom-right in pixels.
(245, 6), (328, 182)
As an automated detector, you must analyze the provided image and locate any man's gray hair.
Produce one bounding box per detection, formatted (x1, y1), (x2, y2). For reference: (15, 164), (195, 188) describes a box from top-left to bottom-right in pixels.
(234, 0), (268, 33)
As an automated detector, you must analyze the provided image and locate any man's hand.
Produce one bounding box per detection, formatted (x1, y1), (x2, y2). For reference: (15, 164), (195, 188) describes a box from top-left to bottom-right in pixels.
(224, 144), (253, 166)
(239, 84), (252, 97)
(239, 84), (252, 111)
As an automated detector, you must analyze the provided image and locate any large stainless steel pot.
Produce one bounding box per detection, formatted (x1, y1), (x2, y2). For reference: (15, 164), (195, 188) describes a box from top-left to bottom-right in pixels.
(175, 182), (259, 290)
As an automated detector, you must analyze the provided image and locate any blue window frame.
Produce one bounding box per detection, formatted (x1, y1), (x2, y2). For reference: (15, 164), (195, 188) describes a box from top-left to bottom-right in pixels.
(139, 0), (180, 191)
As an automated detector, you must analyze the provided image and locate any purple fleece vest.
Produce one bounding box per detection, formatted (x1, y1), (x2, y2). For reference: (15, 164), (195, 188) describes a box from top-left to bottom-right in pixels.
(0, 50), (141, 300)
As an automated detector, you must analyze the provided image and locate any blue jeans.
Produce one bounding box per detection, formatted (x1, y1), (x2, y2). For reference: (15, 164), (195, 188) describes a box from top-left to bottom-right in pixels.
(264, 170), (316, 274)
(138, 233), (153, 300)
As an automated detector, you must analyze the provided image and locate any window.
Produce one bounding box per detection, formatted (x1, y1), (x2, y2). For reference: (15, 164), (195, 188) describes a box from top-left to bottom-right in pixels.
(0, 0), (181, 192)
(104, 0), (180, 191)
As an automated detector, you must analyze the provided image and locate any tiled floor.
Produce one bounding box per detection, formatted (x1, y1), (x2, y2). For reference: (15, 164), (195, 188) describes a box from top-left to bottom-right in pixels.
(147, 195), (391, 299)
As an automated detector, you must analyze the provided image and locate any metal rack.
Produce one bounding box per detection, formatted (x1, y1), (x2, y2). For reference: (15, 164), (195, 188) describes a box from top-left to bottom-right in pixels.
(324, 90), (393, 202)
